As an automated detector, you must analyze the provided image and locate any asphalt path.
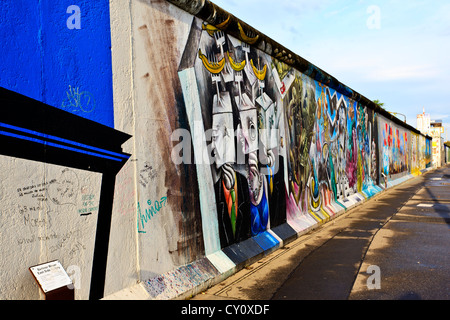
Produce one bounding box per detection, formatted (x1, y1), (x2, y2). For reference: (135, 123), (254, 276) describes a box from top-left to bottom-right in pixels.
(192, 165), (450, 300)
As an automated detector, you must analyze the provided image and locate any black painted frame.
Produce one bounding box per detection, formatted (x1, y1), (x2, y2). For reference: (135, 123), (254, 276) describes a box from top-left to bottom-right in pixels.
(0, 87), (132, 300)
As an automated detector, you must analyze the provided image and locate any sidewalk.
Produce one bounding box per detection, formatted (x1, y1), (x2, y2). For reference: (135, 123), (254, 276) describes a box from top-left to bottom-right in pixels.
(350, 166), (450, 300)
(191, 165), (450, 300)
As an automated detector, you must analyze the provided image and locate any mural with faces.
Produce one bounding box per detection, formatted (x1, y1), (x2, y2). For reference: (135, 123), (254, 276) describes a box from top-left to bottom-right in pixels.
(310, 82), (360, 216)
(357, 104), (379, 194)
(185, 19), (286, 248)
(283, 72), (318, 230)
(283, 71), (380, 227)
(179, 16), (385, 246)
(210, 95), (252, 247)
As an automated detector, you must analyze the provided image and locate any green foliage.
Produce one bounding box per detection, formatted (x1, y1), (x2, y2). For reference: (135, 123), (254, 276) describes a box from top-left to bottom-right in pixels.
(373, 99), (384, 108)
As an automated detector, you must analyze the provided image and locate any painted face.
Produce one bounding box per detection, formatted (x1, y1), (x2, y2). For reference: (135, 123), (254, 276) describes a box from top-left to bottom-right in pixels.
(261, 102), (278, 150)
(338, 103), (346, 131)
(348, 103), (355, 120)
(248, 151), (263, 205)
(212, 112), (235, 168)
(238, 108), (258, 154)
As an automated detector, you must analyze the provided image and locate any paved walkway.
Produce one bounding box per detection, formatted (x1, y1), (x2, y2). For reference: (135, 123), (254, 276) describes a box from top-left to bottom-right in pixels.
(191, 165), (450, 300)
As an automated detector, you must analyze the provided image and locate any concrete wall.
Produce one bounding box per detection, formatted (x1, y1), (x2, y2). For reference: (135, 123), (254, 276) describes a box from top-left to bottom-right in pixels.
(0, 0), (433, 300)
(0, 159), (102, 299)
(0, 1), (115, 127)
(0, 1), (130, 300)
(429, 128), (445, 168)
(445, 144), (450, 164)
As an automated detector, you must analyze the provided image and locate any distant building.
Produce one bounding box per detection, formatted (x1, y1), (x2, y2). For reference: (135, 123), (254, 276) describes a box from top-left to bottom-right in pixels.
(416, 109), (430, 134)
(417, 109), (445, 167)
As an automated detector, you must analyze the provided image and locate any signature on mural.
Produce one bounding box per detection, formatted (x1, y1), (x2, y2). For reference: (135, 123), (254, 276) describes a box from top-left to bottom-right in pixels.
(137, 196), (168, 234)
(47, 168), (79, 206)
(61, 85), (96, 113)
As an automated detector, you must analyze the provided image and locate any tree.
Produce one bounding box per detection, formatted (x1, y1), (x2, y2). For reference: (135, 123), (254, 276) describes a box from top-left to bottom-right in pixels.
(373, 100), (384, 108)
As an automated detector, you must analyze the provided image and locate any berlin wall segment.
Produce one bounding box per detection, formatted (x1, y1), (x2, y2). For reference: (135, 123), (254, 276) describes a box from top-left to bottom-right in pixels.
(0, 0), (433, 300)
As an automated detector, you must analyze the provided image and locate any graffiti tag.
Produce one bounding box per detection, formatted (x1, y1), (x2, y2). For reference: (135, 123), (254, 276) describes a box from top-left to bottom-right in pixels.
(137, 196), (168, 234)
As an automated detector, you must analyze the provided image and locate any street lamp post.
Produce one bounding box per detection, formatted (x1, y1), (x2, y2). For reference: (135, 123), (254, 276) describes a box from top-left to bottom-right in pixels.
(388, 111), (406, 123)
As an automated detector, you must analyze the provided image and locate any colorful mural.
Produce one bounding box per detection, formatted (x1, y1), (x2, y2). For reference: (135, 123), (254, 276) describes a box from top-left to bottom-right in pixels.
(426, 137), (433, 168)
(176, 11), (433, 264)
(378, 116), (410, 179)
(411, 132), (420, 176)
(179, 19), (287, 249)
(282, 73), (380, 230)
(0, 0), (437, 300)
(178, 16), (388, 250)
(418, 134), (433, 170)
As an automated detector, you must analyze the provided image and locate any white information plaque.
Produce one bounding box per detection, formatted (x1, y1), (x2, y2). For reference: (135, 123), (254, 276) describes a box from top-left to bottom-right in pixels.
(29, 260), (73, 293)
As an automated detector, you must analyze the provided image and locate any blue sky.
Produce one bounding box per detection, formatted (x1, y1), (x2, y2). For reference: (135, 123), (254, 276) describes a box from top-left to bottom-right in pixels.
(210, 0), (450, 139)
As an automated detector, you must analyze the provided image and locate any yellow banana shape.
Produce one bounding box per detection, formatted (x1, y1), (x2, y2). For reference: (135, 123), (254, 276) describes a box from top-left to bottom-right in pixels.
(250, 59), (267, 81)
(202, 23), (219, 37)
(198, 49), (225, 74)
(216, 15), (231, 29)
(201, 15), (231, 36)
(227, 52), (246, 71)
(238, 22), (259, 44)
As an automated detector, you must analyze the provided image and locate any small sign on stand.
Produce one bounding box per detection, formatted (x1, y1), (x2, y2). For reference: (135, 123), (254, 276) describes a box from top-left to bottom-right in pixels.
(29, 260), (74, 300)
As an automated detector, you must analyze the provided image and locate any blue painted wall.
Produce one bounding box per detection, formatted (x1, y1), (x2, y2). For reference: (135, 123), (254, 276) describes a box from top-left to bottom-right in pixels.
(0, 1), (114, 127)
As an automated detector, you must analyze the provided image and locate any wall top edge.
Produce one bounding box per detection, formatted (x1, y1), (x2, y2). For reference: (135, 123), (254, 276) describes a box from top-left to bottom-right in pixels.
(166, 0), (425, 138)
